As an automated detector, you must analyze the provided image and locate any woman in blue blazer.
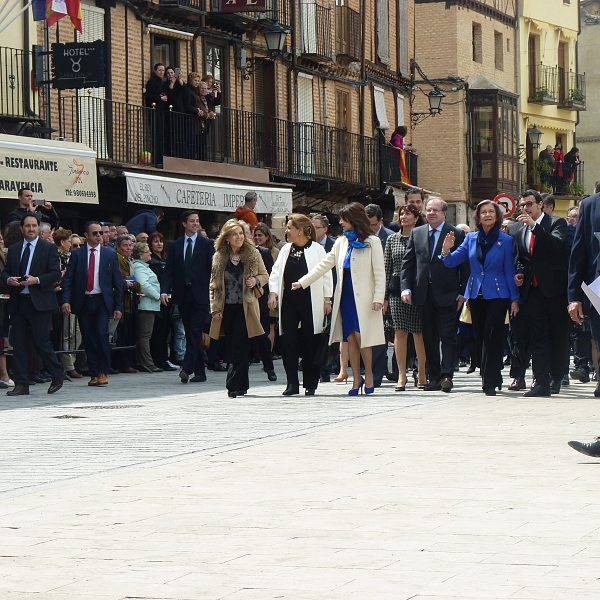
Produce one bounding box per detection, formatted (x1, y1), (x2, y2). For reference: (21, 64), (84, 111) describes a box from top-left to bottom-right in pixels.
(441, 200), (520, 396)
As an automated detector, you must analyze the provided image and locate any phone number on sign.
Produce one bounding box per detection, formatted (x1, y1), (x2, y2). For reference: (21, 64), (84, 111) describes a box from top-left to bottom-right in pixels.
(65, 189), (97, 198)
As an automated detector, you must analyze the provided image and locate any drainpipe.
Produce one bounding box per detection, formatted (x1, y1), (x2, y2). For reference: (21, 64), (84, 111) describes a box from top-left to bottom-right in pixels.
(359, 0), (366, 137)
(22, 0), (36, 117)
(287, 0), (296, 122)
(515, 0), (521, 170)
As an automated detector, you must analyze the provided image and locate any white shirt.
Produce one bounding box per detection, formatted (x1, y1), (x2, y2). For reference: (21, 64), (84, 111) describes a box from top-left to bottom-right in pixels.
(19, 236), (39, 295)
(183, 232), (197, 260)
(525, 213), (545, 251)
(85, 244), (102, 294)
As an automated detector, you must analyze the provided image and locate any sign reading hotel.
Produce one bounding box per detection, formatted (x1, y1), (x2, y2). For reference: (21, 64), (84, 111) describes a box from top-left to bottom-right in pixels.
(125, 172), (292, 215)
(211, 0), (266, 13)
(51, 41), (105, 90)
(0, 134), (98, 204)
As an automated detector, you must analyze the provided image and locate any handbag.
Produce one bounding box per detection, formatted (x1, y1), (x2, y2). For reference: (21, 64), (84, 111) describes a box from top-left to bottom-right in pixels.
(314, 320), (338, 369)
(388, 274), (401, 293)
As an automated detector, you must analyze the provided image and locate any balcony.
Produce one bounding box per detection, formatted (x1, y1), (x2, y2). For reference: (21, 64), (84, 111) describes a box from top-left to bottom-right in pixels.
(335, 6), (361, 62)
(0, 46), (43, 127)
(528, 64), (558, 105)
(160, 0), (206, 15)
(529, 157), (585, 197)
(208, 0), (291, 29)
(559, 72), (586, 111)
(300, 2), (333, 62)
(379, 145), (418, 188)
(58, 96), (380, 189)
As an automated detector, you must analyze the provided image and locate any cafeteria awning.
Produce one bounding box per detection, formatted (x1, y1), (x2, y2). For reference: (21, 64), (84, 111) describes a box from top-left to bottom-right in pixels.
(124, 171), (293, 214)
(0, 134), (98, 204)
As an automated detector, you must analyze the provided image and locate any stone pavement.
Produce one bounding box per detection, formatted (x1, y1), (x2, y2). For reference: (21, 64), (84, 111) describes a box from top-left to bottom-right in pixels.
(1, 360), (600, 599)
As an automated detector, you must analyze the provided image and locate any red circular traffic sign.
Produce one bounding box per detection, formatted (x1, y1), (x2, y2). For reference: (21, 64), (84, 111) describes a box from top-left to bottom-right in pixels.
(493, 193), (516, 217)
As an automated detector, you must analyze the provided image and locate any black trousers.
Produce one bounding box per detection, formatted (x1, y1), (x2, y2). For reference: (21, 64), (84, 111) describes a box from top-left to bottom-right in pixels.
(222, 303), (250, 393)
(150, 305), (170, 367)
(113, 311), (136, 370)
(571, 319), (592, 373)
(281, 294), (321, 390)
(520, 287), (569, 388)
(179, 286), (207, 377)
(10, 295), (64, 386)
(509, 309), (531, 379)
(417, 290), (459, 381)
(372, 344), (388, 384)
(469, 297), (509, 391)
(78, 294), (112, 378)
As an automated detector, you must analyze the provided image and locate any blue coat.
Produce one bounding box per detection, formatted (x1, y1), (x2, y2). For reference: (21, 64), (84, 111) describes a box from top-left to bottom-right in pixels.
(442, 231), (520, 301)
(133, 259), (161, 312)
(62, 245), (124, 315)
(126, 209), (158, 236)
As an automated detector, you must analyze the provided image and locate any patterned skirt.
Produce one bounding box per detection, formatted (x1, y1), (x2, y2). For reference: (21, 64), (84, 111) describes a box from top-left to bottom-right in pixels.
(388, 294), (422, 334)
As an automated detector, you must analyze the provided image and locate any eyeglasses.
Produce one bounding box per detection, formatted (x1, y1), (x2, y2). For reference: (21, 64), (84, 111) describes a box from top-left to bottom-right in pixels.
(519, 201), (536, 209)
(90, 231), (102, 236)
(479, 210), (497, 217)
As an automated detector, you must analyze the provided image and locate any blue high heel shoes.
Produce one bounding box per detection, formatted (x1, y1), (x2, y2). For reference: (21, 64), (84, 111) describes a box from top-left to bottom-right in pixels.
(348, 377), (365, 396)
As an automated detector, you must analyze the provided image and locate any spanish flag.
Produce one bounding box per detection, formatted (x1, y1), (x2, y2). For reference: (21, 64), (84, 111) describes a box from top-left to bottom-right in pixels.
(399, 149), (411, 186)
(46, 0), (82, 33)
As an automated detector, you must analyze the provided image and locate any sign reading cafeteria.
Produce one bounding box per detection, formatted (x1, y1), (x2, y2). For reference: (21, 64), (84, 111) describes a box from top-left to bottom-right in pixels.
(125, 171), (292, 215)
(0, 134), (98, 203)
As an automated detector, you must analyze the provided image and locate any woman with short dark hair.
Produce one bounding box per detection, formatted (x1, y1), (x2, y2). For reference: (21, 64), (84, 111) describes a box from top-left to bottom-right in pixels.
(441, 199), (520, 395)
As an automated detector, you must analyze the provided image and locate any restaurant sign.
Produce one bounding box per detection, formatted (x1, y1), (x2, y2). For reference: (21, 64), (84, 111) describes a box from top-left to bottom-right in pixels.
(125, 171), (292, 214)
(0, 134), (98, 204)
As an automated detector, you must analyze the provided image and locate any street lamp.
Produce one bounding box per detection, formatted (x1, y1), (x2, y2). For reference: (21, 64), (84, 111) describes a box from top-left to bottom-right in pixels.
(427, 88), (444, 114)
(244, 22), (290, 79)
(527, 125), (543, 149)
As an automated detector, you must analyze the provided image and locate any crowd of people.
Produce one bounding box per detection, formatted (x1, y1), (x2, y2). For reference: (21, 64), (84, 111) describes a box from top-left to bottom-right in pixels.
(538, 143), (583, 193)
(6, 182), (600, 456)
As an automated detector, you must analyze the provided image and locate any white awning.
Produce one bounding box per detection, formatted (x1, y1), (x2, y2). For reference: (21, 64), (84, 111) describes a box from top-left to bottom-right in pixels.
(0, 134), (98, 203)
(373, 86), (390, 130)
(124, 171), (293, 214)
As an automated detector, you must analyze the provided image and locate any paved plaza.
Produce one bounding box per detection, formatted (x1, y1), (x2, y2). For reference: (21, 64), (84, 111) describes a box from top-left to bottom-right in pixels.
(1, 358), (600, 599)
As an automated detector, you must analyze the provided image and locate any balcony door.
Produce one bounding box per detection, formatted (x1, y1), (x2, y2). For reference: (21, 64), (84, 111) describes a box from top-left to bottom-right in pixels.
(558, 42), (567, 104)
(528, 35), (536, 99)
(297, 73), (315, 175)
(77, 3), (107, 158)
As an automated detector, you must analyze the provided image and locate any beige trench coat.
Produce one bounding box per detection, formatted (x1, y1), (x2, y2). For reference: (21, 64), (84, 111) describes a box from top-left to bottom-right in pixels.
(299, 235), (386, 348)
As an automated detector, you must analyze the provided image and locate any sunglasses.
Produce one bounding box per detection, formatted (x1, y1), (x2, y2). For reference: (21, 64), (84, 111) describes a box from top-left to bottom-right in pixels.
(90, 231), (103, 236)
(72, 243), (81, 248)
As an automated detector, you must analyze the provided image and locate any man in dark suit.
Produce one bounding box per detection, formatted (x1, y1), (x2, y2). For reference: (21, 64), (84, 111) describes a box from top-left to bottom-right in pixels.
(365, 204), (394, 386)
(161, 210), (215, 383)
(1, 214), (65, 395)
(61, 221), (124, 387)
(506, 190), (569, 397)
(311, 215), (335, 253)
(400, 197), (469, 392)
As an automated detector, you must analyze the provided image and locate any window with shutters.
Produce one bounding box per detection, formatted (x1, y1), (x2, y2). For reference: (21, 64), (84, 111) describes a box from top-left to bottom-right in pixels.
(336, 88), (349, 131)
(152, 37), (178, 71)
(472, 23), (482, 63)
(77, 3), (106, 158)
(297, 74), (315, 175)
(397, 0), (409, 76)
(376, 0), (390, 66)
(396, 94), (405, 128)
(253, 67), (264, 115)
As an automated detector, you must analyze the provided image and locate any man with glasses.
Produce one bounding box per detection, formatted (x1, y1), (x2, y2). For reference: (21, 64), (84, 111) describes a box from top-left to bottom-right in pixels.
(311, 215), (334, 253)
(400, 197), (469, 392)
(61, 221), (124, 387)
(506, 190), (569, 397)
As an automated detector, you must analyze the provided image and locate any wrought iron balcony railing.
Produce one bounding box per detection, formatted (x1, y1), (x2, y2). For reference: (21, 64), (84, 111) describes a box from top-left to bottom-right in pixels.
(159, 0), (206, 14)
(300, 2), (333, 61)
(0, 46), (41, 121)
(528, 63), (558, 105)
(335, 6), (361, 62)
(559, 71), (586, 111)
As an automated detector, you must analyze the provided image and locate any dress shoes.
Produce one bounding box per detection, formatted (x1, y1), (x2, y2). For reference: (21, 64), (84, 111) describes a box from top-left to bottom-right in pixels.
(550, 380), (561, 395)
(109, 368), (119, 375)
(148, 365), (163, 373)
(88, 377), (101, 386)
(467, 365), (477, 374)
(66, 370), (82, 379)
(120, 367), (139, 374)
(440, 377), (453, 393)
(305, 389), (316, 396)
(136, 365), (153, 374)
(179, 370), (189, 384)
(282, 385), (300, 396)
(32, 376), (51, 384)
(228, 390), (238, 398)
(161, 362), (178, 372)
(98, 373), (108, 385)
(562, 376), (570, 387)
(319, 374), (330, 383)
(47, 375), (65, 395)
(570, 367), (590, 384)
(267, 370), (277, 382)
(190, 374), (207, 382)
(523, 385), (551, 397)
(483, 388), (497, 396)
(7, 385), (29, 396)
(568, 438), (600, 457)
(423, 381), (442, 391)
(207, 363), (227, 372)
(508, 377), (526, 391)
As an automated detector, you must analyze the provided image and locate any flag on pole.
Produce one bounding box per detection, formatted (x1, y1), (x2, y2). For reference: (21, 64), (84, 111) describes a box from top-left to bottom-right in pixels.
(399, 149), (412, 186)
(32, 0), (46, 21)
(46, 0), (82, 33)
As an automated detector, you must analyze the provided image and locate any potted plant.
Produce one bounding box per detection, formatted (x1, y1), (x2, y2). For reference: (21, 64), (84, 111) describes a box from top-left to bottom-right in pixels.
(564, 181), (585, 197)
(532, 87), (552, 102)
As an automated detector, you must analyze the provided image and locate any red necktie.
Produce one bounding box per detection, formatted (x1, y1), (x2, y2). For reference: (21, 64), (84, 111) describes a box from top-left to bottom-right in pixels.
(87, 248), (96, 292)
(529, 231), (538, 287)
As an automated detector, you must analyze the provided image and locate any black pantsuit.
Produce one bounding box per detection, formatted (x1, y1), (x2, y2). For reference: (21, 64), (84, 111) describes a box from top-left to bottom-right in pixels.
(179, 286), (208, 377)
(78, 294), (112, 377)
(223, 303), (250, 393)
(11, 295), (63, 386)
(281, 293), (321, 391)
(520, 288), (569, 388)
(509, 310), (531, 379)
(417, 291), (459, 381)
(469, 297), (509, 391)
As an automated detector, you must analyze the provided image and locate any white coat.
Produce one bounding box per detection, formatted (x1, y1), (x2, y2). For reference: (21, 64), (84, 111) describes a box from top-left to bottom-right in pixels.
(269, 242), (334, 335)
(299, 235), (386, 348)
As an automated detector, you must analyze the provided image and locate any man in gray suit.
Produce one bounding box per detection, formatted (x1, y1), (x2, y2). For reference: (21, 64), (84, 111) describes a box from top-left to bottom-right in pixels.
(365, 204), (394, 387)
(400, 198), (469, 392)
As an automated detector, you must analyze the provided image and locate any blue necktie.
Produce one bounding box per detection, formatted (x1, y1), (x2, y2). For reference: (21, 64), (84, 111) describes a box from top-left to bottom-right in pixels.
(429, 229), (437, 259)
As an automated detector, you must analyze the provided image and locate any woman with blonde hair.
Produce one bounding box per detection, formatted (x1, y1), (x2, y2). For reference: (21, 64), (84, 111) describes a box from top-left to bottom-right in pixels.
(210, 219), (269, 398)
(268, 214), (333, 396)
(290, 202), (386, 395)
